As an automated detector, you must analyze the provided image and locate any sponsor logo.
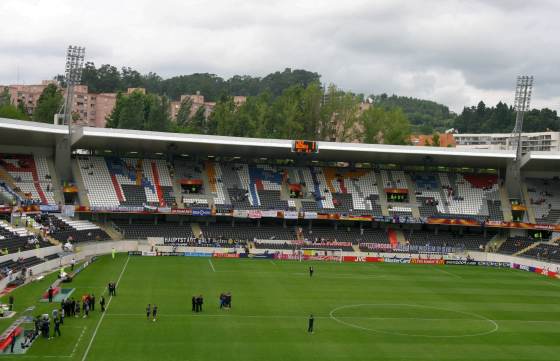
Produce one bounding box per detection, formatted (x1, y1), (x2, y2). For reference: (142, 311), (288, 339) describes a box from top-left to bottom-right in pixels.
(383, 257), (411, 264)
(445, 260), (467, 265)
(411, 259), (445, 265)
(184, 252), (212, 257)
(212, 253), (240, 258)
(192, 208), (212, 216)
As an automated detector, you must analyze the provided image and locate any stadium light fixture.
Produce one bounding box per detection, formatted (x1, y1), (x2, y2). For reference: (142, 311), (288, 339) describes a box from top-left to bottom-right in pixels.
(59, 45), (86, 126)
(511, 75), (534, 160)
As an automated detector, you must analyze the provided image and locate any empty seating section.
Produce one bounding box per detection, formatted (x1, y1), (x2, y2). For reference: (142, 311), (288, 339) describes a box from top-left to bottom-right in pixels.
(78, 156), (120, 207)
(410, 172), (502, 221)
(36, 214), (109, 243)
(0, 154), (55, 204)
(405, 229), (492, 250)
(78, 156), (174, 207)
(115, 221), (193, 240)
(200, 223), (294, 241)
(521, 243), (560, 262)
(497, 237), (535, 255)
(526, 178), (560, 224)
(0, 256), (45, 277)
(0, 221), (50, 253)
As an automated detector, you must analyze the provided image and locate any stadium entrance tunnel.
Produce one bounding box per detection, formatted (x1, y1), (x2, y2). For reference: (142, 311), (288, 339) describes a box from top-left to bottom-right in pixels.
(329, 304), (498, 338)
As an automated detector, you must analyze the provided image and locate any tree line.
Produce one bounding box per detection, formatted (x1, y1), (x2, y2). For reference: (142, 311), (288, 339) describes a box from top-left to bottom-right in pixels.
(107, 83), (412, 145)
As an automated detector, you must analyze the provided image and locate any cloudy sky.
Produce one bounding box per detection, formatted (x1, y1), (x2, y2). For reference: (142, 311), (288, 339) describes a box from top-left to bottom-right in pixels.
(1, 0), (559, 112)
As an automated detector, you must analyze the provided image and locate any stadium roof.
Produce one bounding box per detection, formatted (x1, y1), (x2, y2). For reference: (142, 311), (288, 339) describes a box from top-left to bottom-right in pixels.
(72, 126), (515, 168)
(521, 151), (560, 171)
(0, 117), (68, 147)
(5, 118), (560, 169)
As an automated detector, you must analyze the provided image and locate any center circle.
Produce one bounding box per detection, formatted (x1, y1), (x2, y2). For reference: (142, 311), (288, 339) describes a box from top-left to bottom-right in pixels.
(329, 304), (498, 338)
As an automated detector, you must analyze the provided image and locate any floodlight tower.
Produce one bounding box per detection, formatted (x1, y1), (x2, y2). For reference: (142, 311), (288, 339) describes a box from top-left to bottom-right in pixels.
(55, 45), (85, 184)
(505, 76), (534, 215)
(511, 76), (534, 160)
(60, 45), (86, 126)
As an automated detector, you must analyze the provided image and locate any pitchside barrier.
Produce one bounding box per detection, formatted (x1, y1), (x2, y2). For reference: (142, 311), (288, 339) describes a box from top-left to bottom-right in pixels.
(1, 241), (559, 294)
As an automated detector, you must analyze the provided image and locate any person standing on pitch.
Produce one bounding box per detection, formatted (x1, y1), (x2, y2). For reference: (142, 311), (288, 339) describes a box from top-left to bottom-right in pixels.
(91, 294), (96, 311)
(146, 304), (151, 320)
(53, 316), (61, 337)
(152, 305), (158, 322)
(100, 296), (106, 312)
(192, 296), (196, 312)
(309, 266), (314, 277)
(308, 314), (314, 333)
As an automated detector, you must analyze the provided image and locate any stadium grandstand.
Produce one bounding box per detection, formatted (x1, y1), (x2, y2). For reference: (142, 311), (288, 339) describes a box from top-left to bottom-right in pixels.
(1, 117), (560, 360)
(0, 117), (560, 261)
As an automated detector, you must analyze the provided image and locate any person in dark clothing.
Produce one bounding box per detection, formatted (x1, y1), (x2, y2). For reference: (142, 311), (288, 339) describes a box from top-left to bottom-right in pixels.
(48, 287), (54, 303)
(91, 294), (96, 311)
(53, 317), (61, 337)
(191, 296), (196, 312)
(198, 295), (203, 312)
(10, 332), (16, 353)
(309, 266), (314, 277)
(100, 296), (106, 312)
(8, 295), (14, 311)
(146, 304), (151, 320)
(152, 305), (158, 322)
(308, 314), (314, 333)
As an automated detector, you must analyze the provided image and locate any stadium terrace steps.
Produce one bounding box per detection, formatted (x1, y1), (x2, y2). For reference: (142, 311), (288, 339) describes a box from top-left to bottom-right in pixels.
(513, 240), (542, 257)
(191, 223), (202, 238)
(0, 154), (56, 205)
(71, 159), (90, 208)
(45, 156), (63, 205)
(0, 167), (25, 202)
(150, 161), (165, 207)
(387, 228), (398, 247)
(97, 222), (122, 240)
(520, 183), (533, 222)
(374, 172), (390, 216)
(403, 173), (421, 219)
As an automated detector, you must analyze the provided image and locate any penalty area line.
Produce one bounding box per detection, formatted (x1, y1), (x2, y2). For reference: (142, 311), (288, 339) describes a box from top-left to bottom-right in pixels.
(81, 256), (130, 361)
(208, 259), (216, 272)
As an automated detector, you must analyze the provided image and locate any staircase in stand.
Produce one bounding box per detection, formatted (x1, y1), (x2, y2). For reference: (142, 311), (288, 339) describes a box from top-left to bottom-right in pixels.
(150, 161), (165, 207)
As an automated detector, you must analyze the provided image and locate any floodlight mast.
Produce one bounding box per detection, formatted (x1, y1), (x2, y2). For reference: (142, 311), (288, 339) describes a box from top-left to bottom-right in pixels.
(55, 45), (85, 183)
(60, 45), (86, 127)
(505, 75), (534, 205)
(512, 75), (533, 160)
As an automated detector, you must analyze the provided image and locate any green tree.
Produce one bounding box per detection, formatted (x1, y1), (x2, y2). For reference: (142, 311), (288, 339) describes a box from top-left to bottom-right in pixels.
(0, 104), (29, 120)
(0, 88), (11, 106)
(320, 85), (361, 142)
(431, 132), (441, 147)
(176, 97), (193, 127)
(33, 84), (63, 123)
(362, 107), (411, 145)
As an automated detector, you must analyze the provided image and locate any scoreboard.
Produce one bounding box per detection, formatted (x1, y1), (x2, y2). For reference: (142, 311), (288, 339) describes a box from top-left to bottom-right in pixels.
(292, 140), (318, 154)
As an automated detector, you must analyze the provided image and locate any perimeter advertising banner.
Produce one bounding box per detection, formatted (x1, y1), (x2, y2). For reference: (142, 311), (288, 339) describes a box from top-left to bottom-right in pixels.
(283, 211), (298, 219)
(512, 263), (558, 278)
(248, 210), (262, 219)
(410, 258), (445, 265)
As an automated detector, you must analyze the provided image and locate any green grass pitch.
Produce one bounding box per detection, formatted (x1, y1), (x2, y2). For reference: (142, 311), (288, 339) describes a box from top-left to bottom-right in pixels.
(1, 254), (560, 360)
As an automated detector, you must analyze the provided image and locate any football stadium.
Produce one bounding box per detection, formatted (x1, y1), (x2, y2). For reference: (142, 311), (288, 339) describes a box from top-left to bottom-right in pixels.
(0, 117), (559, 361)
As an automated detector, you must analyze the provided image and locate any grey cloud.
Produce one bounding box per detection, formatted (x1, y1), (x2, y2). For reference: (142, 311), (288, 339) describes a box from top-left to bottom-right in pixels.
(0, 0), (558, 112)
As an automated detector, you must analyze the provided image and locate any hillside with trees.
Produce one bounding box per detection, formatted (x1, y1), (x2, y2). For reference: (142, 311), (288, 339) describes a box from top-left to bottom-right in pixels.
(107, 83), (412, 145)
(452, 101), (560, 133)
(371, 94), (456, 134)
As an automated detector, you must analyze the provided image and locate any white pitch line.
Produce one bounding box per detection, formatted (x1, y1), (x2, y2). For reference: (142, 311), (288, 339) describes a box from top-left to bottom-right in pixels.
(81, 256), (130, 361)
(70, 326), (87, 357)
(270, 260), (277, 266)
(208, 259), (216, 272)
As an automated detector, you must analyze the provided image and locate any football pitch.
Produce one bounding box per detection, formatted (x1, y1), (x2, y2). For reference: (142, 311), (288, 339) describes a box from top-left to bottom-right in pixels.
(1, 254), (560, 361)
